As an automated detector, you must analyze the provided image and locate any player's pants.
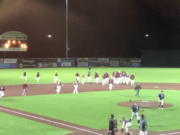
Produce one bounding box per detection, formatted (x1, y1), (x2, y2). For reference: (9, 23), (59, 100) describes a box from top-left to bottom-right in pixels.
(122, 77), (125, 83)
(105, 78), (109, 84)
(139, 130), (147, 135)
(95, 77), (99, 84)
(130, 112), (140, 121)
(76, 77), (79, 81)
(159, 100), (164, 106)
(35, 77), (39, 82)
(135, 91), (140, 97)
(54, 76), (58, 83)
(56, 86), (61, 94)
(0, 91), (4, 98)
(73, 85), (78, 94)
(126, 78), (129, 85)
(102, 79), (105, 85)
(114, 78), (118, 84)
(82, 78), (85, 84)
(88, 77), (91, 82)
(109, 84), (113, 90)
(22, 89), (27, 96)
(119, 77), (122, 84)
(131, 80), (134, 85)
(125, 122), (132, 133)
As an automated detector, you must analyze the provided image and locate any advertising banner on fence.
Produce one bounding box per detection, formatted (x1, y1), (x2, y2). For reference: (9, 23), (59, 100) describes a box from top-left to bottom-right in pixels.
(58, 58), (75, 67)
(37, 58), (57, 63)
(129, 59), (141, 67)
(38, 63), (57, 68)
(4, 59), (17, 63)
(0, 63), (18, 68)
(98, 58), (109, 66)
(77, 58), (88, 67)
(18, 59), (37, 68)
(88, 58), (98, 67)
(109, 58), (120, 66)
(119, 59), (131, 67)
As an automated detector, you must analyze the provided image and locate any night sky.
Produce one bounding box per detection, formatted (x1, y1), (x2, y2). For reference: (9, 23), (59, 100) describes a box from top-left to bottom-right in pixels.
(0, 0), (179, 58)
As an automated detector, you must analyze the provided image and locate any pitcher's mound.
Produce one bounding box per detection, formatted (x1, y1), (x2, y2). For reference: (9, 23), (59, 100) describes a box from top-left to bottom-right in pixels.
(117, 100), (173, 108)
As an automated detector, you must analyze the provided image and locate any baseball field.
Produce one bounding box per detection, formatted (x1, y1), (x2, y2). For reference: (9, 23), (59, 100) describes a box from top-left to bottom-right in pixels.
(0, 67), (180, 135)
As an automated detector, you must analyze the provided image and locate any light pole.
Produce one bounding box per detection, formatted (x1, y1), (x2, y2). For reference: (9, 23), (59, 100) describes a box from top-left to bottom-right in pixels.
(66, 0), (68, 58)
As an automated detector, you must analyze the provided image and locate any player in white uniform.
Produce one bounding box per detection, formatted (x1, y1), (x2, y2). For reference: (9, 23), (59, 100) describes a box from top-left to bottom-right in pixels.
(54, 71), (58, 83)
(56, 79), (62, 94)
(82, 73), (85, 84)
(73, 79), (78, 94)
(126, 72), (130, 85)
(87, 71), (91, 82)
(0, 85), (5, 101)
(109, 77), (114, 90)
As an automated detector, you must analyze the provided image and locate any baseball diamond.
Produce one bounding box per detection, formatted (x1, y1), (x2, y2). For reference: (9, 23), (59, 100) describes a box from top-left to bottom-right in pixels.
(0, 68), (180, 135)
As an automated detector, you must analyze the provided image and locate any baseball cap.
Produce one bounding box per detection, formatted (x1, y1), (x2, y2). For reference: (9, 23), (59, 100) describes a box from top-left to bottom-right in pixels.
(161, 90), (163, 92)
(111, 114), (114, 117)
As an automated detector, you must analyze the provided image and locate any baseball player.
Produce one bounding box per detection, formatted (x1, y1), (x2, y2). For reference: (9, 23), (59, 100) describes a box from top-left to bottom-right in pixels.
(129, 101), (140, 127)
(0, 85), (5, 101)
(94, 71), (99, 84)
(130, 73), (135, 85)
(102, 73), (106, 86)
(89, 66), (91, 71)
(22, 81), (28, 96)
(73, 79), (78, 94)
(35, 71), (40, 82)
(105, 72), (109, 84)
(54, 71), (58, 83)
(108, 114), (118, 135)
(134, 83), (142, 98)
(20, 70), (27, 81)
(120, 117), (132, 135)
(109, 76), (114, 90)
(119, 71), (123, 84)
(158, 90), (165, 111)
(75, 72), (80, 81)
(114, 71), (119, 84)
(82, 72), (85, 84)
(87, 71), (91, 82)
(139, 114), (147, 135)
(126, 72), (130, 85)
(56, 79), (63, 94)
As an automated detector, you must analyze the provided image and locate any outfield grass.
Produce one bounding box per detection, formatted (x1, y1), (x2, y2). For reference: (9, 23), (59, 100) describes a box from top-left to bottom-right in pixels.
(0, 89), (179, 132)
(0, 111), (72, 135)
(1, 67), (180, 85)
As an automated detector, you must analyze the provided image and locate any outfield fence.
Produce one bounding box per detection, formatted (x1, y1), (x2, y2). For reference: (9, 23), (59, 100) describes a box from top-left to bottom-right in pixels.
(0, 58), (141, 69)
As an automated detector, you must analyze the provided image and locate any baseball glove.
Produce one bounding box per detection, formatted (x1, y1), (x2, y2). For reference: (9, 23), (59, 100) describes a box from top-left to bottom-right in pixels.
(121, 128), (124, 132)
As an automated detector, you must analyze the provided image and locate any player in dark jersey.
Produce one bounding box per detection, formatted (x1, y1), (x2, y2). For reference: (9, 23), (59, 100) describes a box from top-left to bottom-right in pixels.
(35, 71), (40, 82)
(158, 90), (165, 111)
(129, 101), (140, 127)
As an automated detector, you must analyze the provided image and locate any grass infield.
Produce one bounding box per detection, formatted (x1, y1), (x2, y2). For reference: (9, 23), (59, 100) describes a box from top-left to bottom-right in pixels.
(0, 89), (179, 132)
(0, 67), (180, 133)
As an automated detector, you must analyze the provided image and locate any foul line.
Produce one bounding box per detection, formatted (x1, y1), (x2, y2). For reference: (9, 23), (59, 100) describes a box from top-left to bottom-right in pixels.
(0, 107), (102, 135)
(159, 132), (180, 135)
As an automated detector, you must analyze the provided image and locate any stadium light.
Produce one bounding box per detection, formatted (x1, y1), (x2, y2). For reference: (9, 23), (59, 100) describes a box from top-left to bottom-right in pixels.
(13, 40), (16, 44)
(5, 43), (10, 48)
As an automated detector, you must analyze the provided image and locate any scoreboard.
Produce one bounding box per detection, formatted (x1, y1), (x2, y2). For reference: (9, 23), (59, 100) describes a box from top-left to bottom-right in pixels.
(0, 31), (27, 51)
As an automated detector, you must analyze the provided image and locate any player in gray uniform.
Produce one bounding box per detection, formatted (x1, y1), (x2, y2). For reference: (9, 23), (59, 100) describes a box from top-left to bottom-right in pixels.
(120, 117), (132, 135)
(158, 90), (165, 111)
(129, 101), (140, 127)
(134, 83), (142, 98)
(139, 114), (147, 135)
